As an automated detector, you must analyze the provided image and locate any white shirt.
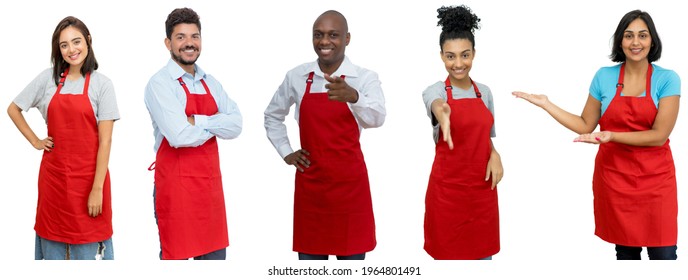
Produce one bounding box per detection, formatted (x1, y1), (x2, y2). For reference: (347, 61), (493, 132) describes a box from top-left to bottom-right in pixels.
(264, 56), (386, 159)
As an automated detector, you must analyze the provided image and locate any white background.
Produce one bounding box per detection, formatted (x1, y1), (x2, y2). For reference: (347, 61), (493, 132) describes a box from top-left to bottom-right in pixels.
(1, 0), (686, 279)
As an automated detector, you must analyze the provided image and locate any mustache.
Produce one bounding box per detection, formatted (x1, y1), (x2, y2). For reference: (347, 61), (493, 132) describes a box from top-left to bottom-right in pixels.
(180, 45), (198, 51)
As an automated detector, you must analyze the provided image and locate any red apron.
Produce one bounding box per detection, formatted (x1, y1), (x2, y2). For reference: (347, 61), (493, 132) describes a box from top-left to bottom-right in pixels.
(424, 77), (499, 260)
(154, 78), (228, 259)
(593, 63), (677, 246)
(293, 72), (376, 255)
(36, 70), (112, 244)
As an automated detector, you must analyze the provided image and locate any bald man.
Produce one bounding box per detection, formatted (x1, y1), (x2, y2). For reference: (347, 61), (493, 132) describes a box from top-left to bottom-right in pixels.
(264, 10), (386, 260)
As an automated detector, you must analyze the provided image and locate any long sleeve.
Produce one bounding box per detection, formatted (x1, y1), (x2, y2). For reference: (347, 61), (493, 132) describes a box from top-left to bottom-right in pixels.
(348, 70), (386, 129)
(144, 77), (213, 148)
(193, 76), (242, 140)
(264, 74), (296, 159)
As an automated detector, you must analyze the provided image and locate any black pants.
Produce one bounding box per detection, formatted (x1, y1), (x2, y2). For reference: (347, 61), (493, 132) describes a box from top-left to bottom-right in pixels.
(615, 244), (677, 260)
(298, 252), (366, 260)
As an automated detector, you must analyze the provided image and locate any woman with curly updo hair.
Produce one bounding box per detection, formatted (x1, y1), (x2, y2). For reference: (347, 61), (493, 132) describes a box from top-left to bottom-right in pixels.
(422, 5), (503, 260)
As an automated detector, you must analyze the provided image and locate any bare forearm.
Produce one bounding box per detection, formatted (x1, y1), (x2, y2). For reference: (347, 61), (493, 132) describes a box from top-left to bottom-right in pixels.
(431, 99), (445, 119)
(92, 121), (114, 191)
(541, 101), (595, 134)
(7, 103), (41, 147)
(92, 141), (111, 190)
(513, 92), (600, 134)
(609, 130), (671, 147)
(490, 141), (499, 156)
(610, 96), (679, 147)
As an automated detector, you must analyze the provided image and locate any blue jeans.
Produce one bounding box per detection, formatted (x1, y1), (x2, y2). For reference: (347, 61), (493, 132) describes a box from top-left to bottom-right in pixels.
(192, 248), (226, 260)
(153, 186), (227, 260)
(298, 252), (366, 260)
(35, 234), (114, 260)
(615, 244), (677, 260)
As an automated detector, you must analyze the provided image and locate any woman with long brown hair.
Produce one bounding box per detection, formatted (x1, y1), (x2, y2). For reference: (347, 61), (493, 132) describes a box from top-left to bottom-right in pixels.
(8, 16), (118, 260)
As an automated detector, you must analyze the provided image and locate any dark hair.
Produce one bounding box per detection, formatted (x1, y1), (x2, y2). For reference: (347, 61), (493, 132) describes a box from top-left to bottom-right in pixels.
(51, 16), (98, 86)
(166, 8), (201, 39)
(610, 10), (662, 63)
(437, 5), (480, 50)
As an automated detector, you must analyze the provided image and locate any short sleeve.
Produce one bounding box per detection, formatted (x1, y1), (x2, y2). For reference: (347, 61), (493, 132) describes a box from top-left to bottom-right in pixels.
(95, 75), (120, 121)
(657, 69), (681, 99)
(14, 69), (51, 111)
(589, 68), (604, 101)
(485, 87), (496, 137)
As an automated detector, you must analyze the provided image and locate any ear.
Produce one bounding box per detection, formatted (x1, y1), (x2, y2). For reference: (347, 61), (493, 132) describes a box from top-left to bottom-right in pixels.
(345, 32), (351, 46)
(164, 37), (171, 51)
(473, 48), (477, 58)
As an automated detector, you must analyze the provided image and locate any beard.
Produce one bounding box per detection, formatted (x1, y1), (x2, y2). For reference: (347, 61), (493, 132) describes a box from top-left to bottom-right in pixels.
(170, 48), (199, 66)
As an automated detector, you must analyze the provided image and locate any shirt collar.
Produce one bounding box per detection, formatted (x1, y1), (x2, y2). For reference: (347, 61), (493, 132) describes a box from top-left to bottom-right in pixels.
(303, 56), (357, 78)
(165, 58), (206, 81)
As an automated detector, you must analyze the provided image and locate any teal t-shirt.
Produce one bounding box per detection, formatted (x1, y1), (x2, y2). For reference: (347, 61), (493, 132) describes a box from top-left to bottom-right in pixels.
(589, 64), (681, 116)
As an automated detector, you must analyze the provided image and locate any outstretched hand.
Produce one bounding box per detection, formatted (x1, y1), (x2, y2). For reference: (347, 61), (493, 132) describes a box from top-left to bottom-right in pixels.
(284, 149), (311, 172)
(574, 131), (612, 144)
(512, 91), (549, 108)
(436, 102), (454, 150)
(431, 99), (453, 150)
(324, 74), (359, 103)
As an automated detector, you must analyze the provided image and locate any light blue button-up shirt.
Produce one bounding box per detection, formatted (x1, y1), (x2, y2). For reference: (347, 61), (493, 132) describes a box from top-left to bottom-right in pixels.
(145, 59), (242, 152)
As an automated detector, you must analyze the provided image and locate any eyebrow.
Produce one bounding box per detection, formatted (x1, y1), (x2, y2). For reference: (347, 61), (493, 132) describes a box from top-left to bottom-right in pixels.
(174, 32), (201, 37)
(624, 29), (649, 33)
(59, 36), (83, 45)
(313, 29), (339, 33)
(445, 49), (471, 54)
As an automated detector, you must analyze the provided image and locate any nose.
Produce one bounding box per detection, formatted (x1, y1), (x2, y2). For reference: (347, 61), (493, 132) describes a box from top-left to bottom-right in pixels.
(631, 35), (640, 46)
(182, 37), (192, 46)
(452, 58), (463, 68)
(318, 36), (331, 46)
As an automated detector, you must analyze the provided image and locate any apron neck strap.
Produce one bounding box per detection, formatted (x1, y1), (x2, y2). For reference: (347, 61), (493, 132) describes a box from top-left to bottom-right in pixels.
(56, 68), (91, 95)
(305, 72), (347, 95)
(615, 63), (653, 98)
(445, 76), (481, 100)
(177, 77), (210, 96)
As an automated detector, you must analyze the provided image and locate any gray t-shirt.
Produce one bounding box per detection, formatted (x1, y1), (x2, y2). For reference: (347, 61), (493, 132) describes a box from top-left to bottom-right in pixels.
(14, 68), (119, 122)
(422, 81), (495, 143)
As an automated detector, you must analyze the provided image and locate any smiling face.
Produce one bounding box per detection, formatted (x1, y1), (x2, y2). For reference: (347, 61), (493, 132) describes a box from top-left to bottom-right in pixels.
(59, 26), (89, 70)
(622, 18), (652, 63)
(166, 23), (201, 72)
(312, 12), (350, 74)
(441, 38), (474, 87)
